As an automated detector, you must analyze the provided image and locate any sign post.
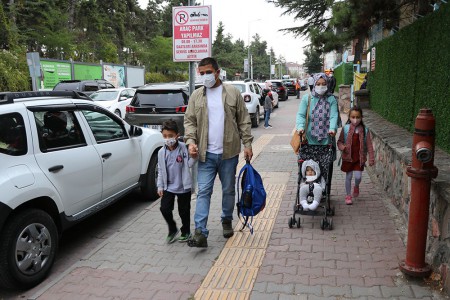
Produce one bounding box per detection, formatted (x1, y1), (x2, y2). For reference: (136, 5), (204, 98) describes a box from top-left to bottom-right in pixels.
(173, 4), (212, 96)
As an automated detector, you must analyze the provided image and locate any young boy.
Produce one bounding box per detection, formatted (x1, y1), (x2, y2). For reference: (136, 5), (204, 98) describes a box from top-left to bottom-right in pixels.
(157, 120), (195, 243)
(299, 159), (325, 211)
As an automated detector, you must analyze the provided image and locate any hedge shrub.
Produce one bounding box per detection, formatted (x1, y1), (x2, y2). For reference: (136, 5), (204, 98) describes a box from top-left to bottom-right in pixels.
(334, 62), (353, 92)
(370, 4), (450, 153)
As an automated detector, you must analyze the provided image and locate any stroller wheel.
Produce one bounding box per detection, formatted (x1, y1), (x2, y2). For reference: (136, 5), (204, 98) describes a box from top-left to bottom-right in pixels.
(320, 219), (326, 230)
(296, 217), (301, 228)
(327, 206), (335, 216)
(328, 218), (333, 230)
(288, 217), (294, 228)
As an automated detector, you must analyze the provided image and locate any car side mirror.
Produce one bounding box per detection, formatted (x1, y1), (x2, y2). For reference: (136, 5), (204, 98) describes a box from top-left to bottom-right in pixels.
(129, 125), (143, 137)
(119, 96), (127, 101)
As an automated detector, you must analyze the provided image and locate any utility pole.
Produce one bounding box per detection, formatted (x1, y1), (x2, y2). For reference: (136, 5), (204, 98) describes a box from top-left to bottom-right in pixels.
(188, 0), (195, 95)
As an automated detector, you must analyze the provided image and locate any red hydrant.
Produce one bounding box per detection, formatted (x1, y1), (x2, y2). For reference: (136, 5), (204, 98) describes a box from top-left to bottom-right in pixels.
(399, 108), (438, 277)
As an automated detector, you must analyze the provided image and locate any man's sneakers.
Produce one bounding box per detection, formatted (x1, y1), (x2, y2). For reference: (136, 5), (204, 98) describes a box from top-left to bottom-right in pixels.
(166, 229), (179, 244)
(178, 232), (191, 242)
(264, 125), (273, 129)
(222, 220), (234, 238)
(187, 228), (208, 248)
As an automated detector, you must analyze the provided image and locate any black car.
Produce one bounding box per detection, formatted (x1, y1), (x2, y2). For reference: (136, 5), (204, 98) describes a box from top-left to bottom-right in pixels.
(124, 83), (189, 136)
(266, 80), (287, 101)
(53, 79), (116, 96)
(283, 79), (297, 97)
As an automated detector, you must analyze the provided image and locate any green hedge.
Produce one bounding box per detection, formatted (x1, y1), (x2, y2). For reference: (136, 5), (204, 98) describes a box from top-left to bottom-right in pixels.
(370, 4), (450, 153)
(334, 62), (353, 92)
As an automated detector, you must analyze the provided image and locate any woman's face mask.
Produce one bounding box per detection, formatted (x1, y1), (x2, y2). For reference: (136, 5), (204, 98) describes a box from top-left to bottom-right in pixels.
(202, 73), (217, 88)
(315, 86), (328, 95)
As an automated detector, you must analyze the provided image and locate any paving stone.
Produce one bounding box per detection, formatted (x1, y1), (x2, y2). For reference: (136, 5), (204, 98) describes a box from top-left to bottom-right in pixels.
(294, 283), (322, 296)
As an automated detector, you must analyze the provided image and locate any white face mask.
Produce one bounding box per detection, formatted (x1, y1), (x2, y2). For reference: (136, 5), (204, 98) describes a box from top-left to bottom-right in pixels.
(351, 118), (361, 126)
(202, 73), (217, 88)
(306, 175), (317, 182)
(315, 86), (328, 95)
(164, 138), (177, 147)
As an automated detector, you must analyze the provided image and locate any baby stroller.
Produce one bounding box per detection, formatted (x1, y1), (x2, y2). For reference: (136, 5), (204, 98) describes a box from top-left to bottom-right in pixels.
(288, 141), (335, 230)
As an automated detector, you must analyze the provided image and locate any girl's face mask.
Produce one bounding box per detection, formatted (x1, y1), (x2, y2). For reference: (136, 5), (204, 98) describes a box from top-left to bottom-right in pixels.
(351, 118), (361, 126)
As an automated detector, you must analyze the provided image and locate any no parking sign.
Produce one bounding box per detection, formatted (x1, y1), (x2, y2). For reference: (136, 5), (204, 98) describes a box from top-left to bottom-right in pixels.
(172, 6), (212, 62)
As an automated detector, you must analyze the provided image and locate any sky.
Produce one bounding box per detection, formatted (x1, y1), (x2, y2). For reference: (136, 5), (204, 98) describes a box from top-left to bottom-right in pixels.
(138, 0), (309, 64)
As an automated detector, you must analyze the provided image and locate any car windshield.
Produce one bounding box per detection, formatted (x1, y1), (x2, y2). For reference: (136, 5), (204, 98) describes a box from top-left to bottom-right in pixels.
(91, 91), (119, 101)
(132, 90), (188, 107)
(271, 82), (282, 87)
(53, 82), (80, 91)
(230, 84), (245, 93)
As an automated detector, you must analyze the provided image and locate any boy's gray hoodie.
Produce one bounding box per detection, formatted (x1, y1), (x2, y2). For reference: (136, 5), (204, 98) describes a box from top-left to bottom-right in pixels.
(157, 141), (195, 192)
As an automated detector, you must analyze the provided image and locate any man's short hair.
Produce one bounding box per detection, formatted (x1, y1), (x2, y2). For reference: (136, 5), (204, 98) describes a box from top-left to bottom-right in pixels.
(198, 57), (219, 70)
(161, 119), (179, 134)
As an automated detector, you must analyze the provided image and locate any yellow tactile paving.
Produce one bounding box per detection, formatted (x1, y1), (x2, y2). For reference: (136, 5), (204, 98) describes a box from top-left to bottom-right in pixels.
(194, 134), (289, 300)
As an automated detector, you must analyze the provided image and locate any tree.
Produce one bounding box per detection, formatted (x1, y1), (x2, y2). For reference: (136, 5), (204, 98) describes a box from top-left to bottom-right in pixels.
(303, 46), (322, 74)
(268, 0), (433, 63)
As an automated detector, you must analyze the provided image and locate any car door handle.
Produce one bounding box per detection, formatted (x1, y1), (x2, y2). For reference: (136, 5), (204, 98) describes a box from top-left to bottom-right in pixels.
(102, 153), (112, 159)
(48, 165), (64, 172)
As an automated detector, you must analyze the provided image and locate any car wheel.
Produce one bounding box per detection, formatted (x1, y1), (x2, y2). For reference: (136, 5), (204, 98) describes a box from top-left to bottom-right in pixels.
(0, 209), (58, 290)
(141, 153), (159, 201)
(114, 109), (121, 118)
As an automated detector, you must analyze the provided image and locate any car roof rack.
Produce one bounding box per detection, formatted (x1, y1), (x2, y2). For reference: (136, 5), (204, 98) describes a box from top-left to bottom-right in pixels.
(0, 91), (92, 104)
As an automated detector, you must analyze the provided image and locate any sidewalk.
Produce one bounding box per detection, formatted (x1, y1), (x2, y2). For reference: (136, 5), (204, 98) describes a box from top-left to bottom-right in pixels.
(29, 94), (446, 300)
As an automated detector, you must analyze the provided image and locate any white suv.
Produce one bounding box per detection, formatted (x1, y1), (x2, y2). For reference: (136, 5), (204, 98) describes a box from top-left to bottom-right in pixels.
(228, 81), (264, 127)
(0, 91), (163, 290)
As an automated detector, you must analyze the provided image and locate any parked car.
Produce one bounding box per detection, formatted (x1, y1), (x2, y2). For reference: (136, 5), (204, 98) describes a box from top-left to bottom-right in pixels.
(124, 83), (190, 135)
(266, 80), (287, 101)
(53, 79), (116, 96)
(228, 81), (264, 127)
(0, 91), (163, 290)
(257, 82), (279, 108)
(90, 88), (136, 118)
(282, 79), (297, 97)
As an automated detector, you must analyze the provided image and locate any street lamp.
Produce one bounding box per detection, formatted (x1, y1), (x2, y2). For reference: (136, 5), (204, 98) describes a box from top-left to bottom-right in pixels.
(248, 19), (261, 80)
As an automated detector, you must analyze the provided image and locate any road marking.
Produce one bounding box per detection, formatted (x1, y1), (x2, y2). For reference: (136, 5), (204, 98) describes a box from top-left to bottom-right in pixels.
(195, 134), (289, 299)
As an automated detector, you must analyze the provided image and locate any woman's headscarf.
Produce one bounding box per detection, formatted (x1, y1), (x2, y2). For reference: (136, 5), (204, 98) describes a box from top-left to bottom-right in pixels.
(310, 72), (332, 141)
(311, 73), (331, 98)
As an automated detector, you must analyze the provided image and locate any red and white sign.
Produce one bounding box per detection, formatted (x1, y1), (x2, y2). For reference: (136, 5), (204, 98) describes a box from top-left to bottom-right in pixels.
(172, 6), (212, 62)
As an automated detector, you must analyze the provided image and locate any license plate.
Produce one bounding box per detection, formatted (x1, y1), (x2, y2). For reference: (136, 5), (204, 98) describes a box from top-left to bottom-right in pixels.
(143, 124), (162, 131)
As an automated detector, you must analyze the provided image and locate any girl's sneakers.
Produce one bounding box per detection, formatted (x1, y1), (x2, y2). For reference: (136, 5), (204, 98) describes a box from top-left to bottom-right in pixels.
(353, 186), (360, 198)
(345, 195), (353, 205)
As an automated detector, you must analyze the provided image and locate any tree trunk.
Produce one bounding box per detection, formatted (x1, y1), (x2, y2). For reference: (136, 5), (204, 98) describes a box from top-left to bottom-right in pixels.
(353, 33), (366, 65)
(68, 0), (76, 30)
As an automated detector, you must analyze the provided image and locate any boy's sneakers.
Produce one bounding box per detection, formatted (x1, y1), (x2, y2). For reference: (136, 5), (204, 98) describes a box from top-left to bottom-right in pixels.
(353, 186), (360, 198)
(166, 229), (179, 244)
(187, 228), (208, 248)
(345, 195), (353, 205)
(178, 233), (191, 242)
(222, 220), (234, 238)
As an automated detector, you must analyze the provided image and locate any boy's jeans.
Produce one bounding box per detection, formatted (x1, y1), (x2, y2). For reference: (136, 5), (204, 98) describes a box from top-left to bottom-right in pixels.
(264, 110), (271, 127)
(194, 152), (238, 237)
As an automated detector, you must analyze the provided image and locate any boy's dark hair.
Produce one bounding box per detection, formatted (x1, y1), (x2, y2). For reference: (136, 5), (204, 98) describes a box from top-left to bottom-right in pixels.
(198, 57), (219, 70)
(161, 119), (179, 134)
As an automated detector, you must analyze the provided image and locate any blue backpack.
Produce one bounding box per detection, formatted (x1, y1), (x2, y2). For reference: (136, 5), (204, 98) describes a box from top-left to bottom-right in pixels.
(236, 161), (266, 234)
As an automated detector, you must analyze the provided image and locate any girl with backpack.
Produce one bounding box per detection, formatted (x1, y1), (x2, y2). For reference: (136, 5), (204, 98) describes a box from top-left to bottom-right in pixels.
(337, 106), (375, 205)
